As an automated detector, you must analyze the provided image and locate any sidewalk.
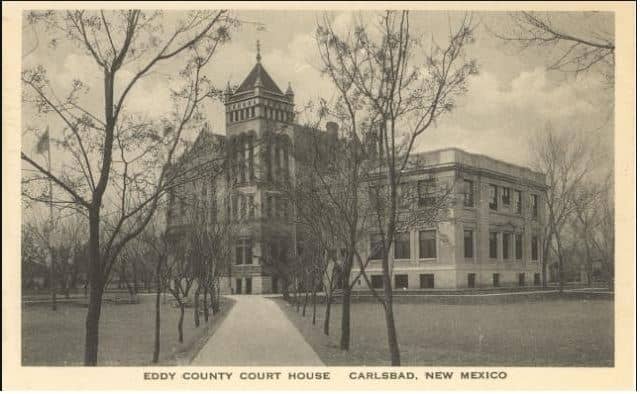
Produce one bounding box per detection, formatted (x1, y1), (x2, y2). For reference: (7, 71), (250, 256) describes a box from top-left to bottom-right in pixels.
(190, 295), (324, 366)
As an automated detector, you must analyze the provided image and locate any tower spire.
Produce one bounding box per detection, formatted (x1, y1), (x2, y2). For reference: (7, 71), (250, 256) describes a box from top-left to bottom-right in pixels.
(256, 40), (261, 63)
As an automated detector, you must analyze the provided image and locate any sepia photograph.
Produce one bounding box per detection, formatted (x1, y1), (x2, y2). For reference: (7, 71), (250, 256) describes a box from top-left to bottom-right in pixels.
(3, 1), (636, 391)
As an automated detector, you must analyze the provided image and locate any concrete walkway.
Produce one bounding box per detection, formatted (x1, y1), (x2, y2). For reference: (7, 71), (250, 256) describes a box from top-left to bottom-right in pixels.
(191, 295), (324, 366)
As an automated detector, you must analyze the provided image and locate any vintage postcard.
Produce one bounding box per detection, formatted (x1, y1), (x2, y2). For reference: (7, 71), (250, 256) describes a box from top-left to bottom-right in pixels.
(2, 1), (636, 390)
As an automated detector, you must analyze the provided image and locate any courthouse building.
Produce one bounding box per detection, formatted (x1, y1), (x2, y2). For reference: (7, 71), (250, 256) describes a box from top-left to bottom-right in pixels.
(165, 47), (547, 293)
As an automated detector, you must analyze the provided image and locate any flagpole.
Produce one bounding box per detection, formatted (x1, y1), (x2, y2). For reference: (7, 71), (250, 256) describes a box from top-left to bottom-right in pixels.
(47, 129), (56, 311)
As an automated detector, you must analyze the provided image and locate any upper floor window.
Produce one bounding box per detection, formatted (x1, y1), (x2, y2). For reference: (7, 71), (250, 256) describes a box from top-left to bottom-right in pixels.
(463, 180), (474, 207)
(502, 187), (511, 206)
(464, 229), (474, 258)
(531, 235), (539, 261)
(418, 178), (436, 207)
(515, 190), (522, 214)
(530, 194), (539, 219)
(489, 184), (498, 210)
(489, 231), (498, 259)
(394, 232), (411, 260)
(370, 234), (384, 260)
(419, 230), (437, 259)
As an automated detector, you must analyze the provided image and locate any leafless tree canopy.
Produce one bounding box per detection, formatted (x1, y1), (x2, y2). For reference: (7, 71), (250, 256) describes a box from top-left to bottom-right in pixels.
(496, 12), (614, 86)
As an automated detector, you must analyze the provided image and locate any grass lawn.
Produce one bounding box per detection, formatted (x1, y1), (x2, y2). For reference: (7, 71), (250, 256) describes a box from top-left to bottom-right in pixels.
(22, 294), (234, 366)
(276, 296), (614, 366)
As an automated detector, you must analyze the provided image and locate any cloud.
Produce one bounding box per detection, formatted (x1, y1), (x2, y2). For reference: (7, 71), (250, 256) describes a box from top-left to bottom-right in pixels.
(415, 67), (613, 167)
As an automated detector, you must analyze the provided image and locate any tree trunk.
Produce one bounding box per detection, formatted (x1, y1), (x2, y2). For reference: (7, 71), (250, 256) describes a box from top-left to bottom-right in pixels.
(382, 251), (401, 366)
(152, 280), (161, 363)
(83, 209), (102, 366)
(178, 302), (185, 343)
(542, 238), (550, 288)
(302, 290), (309, 316)
(312, 285), (317, 325)
(554, 229), (566, 293)
(340, 287), (351, 350)
(194, 285), (201, 328)
(323, 293), (332, 335)
(50, 248), (57, 311)
(203, 285), (209, 323)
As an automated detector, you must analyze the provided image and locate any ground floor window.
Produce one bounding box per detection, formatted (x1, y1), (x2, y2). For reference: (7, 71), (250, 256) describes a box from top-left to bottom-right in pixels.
(394, 274), (408, 289)
(420, 274), (435, 289)
(371, 275), (383, 289)
(515, 233), (523, 259)
(534, 273), (541, 286)
(518, 273), (526, 287)
(493, 273), (500, 287)
(235, 278), (242, 294)
(467, 273), (476, 288)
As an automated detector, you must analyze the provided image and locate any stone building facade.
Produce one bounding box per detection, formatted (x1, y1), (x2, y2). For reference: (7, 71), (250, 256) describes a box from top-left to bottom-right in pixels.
(166, 50), (547, 293)
(352, 148), (546, 290)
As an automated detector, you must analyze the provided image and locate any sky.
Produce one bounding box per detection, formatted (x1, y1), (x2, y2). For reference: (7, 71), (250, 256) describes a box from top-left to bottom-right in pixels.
(22, 10), (614, 170)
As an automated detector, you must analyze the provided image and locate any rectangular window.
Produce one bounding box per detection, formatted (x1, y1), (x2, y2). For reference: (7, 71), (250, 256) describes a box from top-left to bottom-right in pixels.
(489, 232), (498, 259)
(418, 179), (436, 206)
(419, 230), (437, 259)
(394, 274), (408, 289)
(420, 274), (435, 289)
(515, 190), (522, 214)
(251, 107), (255, 117)
(502, 187), (511, 205)
(463, 180), (474, 207)
(518, 273), (526, 287)
(394, 232), (411, 259)
(239, 194), (246, 220)
(530, 194), (539, 219)
(244, 239), (252, 265)
(235, 241), (243, 265)
(467, 273), (476, 288)
(396, 183), (410, 210)
(489, 184), (498, 210)
(492, 273), (500, 287)
(370, 234), (384, 260)
(531, 235), (539, 261)
(232, 195), (238, 221)
(503, 233), (511, 260)
(534, 273), (541, 285)
(247, 195), (255, 218)
(515, 233), (523, 259)
(464, 230), (474, 258)
(371, 275), (383, 289)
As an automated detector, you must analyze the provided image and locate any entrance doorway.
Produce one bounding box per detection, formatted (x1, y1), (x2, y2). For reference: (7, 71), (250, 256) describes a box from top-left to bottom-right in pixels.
(271, 277), (278, 293)
(245, 278), (253, 294)
(235, 278), (242, 294)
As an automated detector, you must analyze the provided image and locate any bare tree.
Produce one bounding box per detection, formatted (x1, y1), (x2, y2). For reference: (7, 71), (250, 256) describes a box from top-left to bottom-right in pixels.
(496, 12), (614, 86)
(21, 10), (234, 365)
(530, 125), (591, 291)
(315, 10), (476, 365)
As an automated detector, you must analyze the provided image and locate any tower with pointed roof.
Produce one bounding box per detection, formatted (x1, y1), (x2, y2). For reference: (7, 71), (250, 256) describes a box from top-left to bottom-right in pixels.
(222, 41), (297, 294)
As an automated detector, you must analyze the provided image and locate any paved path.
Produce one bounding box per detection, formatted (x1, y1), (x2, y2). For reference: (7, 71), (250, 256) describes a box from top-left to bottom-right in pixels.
(191, 295), (324, 366)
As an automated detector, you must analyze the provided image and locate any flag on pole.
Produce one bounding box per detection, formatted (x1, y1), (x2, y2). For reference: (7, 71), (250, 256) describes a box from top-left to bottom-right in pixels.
(36, 126), (50, 154)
